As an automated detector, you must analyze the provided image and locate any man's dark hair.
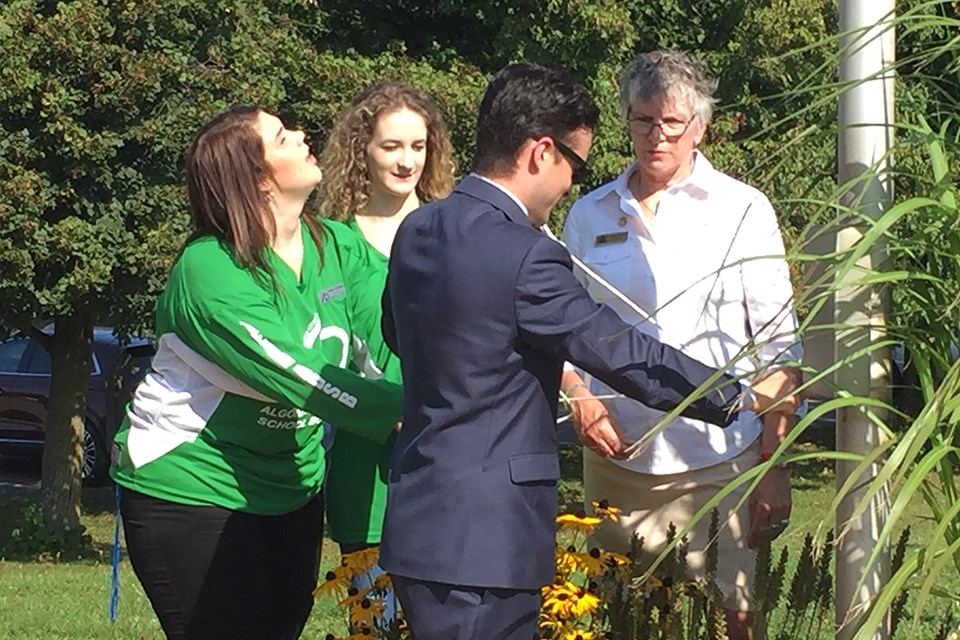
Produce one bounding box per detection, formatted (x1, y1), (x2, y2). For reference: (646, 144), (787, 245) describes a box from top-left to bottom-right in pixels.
(472, 63), (600, 176)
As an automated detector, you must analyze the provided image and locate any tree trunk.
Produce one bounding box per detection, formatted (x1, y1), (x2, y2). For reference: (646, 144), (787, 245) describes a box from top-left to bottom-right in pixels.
(40, 310), (93, 529)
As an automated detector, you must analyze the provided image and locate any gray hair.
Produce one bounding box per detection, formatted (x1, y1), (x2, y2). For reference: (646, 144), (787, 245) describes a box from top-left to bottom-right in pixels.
(618, 50), (719, 124)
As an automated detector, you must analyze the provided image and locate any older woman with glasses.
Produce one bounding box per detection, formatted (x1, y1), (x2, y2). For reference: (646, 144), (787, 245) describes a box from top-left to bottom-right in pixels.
(560, 50), (801, 640)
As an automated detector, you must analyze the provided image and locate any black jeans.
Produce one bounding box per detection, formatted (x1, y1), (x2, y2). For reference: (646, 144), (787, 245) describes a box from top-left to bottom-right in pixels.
(121, 489), (324, 640)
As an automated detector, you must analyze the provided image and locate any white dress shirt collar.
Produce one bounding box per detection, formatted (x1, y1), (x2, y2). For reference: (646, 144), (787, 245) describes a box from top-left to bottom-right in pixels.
(583, 150), (715, 207)
(472, 173), (529, 217)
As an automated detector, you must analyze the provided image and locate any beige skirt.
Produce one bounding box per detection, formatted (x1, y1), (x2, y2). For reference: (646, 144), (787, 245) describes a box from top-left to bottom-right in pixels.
(583, 439), (761, 612)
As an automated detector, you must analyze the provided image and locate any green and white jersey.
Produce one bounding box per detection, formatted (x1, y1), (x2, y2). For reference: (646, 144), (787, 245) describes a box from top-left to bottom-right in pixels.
(111, 219), (402, 516)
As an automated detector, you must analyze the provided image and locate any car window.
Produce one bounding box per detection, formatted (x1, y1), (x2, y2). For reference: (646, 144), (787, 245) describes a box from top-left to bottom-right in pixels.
(24, 343), (100, 375)
(24, 345), (52, 374)
(0, 339), (30, 373)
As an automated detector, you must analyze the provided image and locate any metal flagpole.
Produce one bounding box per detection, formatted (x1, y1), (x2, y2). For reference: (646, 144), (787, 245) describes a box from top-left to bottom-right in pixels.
(835, 1), (895, 638)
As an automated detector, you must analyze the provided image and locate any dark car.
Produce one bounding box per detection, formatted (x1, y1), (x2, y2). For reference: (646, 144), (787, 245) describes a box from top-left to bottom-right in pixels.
(0, 327), (154, 484)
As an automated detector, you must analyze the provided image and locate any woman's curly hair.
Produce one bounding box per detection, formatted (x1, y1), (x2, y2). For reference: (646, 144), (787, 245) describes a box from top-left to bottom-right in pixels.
(316, 82), (455, 221)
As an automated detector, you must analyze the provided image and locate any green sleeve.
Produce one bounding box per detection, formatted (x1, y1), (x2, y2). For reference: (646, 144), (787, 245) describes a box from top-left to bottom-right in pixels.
(163, 241), (401, 444)
(327, 220), (402, 385)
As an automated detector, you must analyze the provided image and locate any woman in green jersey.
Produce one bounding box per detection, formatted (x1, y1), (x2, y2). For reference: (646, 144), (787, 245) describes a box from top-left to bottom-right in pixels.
(315, 82), (455, 620)
(111, 105), (402, 640)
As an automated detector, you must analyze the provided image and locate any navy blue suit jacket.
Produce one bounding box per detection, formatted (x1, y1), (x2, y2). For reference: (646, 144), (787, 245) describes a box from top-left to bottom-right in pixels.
(379, 175), (741, 590)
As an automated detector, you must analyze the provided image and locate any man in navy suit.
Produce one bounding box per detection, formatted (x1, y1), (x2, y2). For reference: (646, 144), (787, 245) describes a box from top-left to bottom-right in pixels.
(380, 63), (798, 640)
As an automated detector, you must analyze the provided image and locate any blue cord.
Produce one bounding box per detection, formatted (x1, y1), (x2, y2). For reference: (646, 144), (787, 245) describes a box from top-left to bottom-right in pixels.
(110, 483), (121, 622)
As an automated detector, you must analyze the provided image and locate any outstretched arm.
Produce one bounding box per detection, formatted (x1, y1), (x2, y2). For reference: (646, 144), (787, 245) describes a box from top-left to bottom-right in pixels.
(515, 236), (742, 427)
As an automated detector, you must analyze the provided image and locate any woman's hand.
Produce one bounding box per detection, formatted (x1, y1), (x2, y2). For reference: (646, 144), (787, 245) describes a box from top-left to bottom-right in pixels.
(573, 396), (628, 459)
(748, 462), (792, 549)
(749, 367), (801, 415)
(562, 371), (628, 459)
(748, 412), (795, 548)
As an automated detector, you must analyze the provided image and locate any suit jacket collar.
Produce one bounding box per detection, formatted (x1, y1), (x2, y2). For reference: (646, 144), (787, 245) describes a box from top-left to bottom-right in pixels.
(455, 174), (532, 227)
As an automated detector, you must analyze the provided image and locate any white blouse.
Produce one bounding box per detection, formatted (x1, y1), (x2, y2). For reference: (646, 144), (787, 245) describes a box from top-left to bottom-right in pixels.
(561, 152), (801, 474)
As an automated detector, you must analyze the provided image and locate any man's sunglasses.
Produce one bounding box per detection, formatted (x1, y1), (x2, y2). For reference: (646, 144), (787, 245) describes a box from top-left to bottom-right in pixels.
(552, 138), (591, 185)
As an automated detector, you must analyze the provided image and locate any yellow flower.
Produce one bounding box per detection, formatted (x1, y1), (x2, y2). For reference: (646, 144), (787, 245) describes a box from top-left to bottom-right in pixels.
(541, 581), (600, 619)
(341, 547), (381, 580)
(591, 499), (622, 522)
(542, 581), (579, 618)
(556, 512), (603, 535)
(313, 567), (351, 598)
(569, 588), (600, 617)
(349, 596), (386, 629)
(636, 573), (664, 595)
(562, 630), (596, 640)
(556, 546), (580, 577)
(574, 547), (606, 576)
(372, 572), (393, 592)
(339, 586), (372, 609)
(601, 551), (630, 576)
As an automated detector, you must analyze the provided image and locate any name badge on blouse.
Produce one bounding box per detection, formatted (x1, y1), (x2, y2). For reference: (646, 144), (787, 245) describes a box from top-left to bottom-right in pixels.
(319, 283), (347, 303)
(594, 231), (628, 247)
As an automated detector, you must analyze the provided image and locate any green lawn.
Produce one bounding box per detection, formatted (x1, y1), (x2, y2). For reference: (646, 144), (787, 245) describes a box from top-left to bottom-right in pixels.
(1, 437), (957, 639)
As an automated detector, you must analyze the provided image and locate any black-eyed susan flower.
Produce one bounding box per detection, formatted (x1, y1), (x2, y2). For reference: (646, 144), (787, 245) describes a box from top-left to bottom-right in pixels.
(349, 596), (386, 629)
(601, 551), (630, 577)
(313, 567), (351, 598)
(542, 580), (579, 618)
(573, 548), (606, 576)
(569, 587), (600, 617)
(556, 547), (580, 577)
(542, 581), (600, 619)
(556, 512), (603, 535)
(372, 572), (393, 593)
(339, 585), (372, 609)
(341, 547), (381, 580)
(591, 499), (622, 522)
(636, 573), (665, 596)
(561, 630), (596, 640)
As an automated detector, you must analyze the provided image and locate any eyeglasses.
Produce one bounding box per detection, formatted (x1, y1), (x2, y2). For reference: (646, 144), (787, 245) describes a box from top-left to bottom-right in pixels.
(627, 114), (697, 138)
(552, 138), (591, 184)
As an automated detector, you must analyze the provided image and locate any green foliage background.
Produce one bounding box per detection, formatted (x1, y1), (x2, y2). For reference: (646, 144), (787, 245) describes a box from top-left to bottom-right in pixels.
(3, 0), (957, 338)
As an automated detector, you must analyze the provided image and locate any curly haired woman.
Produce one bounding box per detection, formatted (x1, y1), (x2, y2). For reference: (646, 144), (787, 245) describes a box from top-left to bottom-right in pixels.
(316, 81), (455, 622)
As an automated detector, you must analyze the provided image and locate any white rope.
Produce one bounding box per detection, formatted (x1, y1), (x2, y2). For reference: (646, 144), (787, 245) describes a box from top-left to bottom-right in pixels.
(541, 226), (653, 325)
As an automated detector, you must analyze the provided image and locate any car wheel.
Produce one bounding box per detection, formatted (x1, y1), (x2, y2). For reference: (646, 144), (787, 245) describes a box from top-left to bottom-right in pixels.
(81, 423), (110, 486)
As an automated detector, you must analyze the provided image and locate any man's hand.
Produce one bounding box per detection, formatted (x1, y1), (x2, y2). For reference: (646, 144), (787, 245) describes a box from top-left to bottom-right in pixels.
(748, 463), (792, 549)
(749, 367), (801, 415)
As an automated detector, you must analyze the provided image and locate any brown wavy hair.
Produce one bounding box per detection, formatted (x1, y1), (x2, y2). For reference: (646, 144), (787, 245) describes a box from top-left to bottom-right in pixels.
(186, 105), (325, 278)
(316, 82), (455, 220)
